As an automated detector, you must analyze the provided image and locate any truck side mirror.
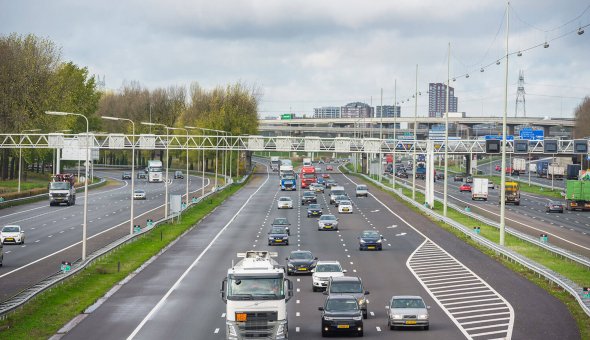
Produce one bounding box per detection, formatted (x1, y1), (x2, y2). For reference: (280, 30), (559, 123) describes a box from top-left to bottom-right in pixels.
(285, 279), (294, 302)
(220, 278), (227, 303)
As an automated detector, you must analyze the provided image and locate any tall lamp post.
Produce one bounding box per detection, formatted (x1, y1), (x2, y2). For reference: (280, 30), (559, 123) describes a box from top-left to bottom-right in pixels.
(185, 126), (208, 197)
(102, 116), (136, 235)
(18, 129), (41, 192)
(45, 111), (90, 261)
(141, 122), (171, 218)
(167, 127), (189, 206)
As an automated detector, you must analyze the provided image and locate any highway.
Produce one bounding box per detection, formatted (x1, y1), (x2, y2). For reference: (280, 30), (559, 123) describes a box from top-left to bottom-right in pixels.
(0, 170), (210, 302)
(61, 163), (578, 340)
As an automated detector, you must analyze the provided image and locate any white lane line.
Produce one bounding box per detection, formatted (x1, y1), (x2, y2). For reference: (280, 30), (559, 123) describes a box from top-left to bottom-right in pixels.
(126, 167), (270, 339)
(214, 328), (219, 334)
(296, 327), (300, 332)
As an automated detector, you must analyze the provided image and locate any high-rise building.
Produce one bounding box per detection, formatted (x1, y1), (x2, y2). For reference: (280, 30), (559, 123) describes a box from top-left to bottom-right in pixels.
(313, 106), (341, 119)
(375, 105), (401, 118)
(428, 83), (458, 117)
(340, 102), (373, 118)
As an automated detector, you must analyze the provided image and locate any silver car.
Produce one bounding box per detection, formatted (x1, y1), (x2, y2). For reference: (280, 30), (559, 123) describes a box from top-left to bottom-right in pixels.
(318, 214), (339, 230)
(355, 185), (369, 197)
(387, 295), (430, 330)
(133, 189), (146, 200)
(277, 196), (293, 209)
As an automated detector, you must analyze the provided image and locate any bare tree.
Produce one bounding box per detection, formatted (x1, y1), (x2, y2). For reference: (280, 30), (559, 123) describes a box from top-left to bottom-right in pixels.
(574, 96), (590, 138)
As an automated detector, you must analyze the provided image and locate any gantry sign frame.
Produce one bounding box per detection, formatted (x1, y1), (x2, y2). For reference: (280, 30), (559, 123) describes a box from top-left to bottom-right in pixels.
(0, 133), (588, 156)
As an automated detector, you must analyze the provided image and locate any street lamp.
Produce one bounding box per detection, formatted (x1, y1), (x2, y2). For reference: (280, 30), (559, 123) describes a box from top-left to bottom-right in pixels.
(141, 122), (171, 218)
(18, 129), (41, 192)
(185, 126), (207, 197)
(102, 116), (136, 235)
(167, 127), (189, 207)
(45, 111), (90, 261)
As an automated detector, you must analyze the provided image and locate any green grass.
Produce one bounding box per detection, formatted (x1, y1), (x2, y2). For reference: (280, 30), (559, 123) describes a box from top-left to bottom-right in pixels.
(347, 165), (590, 338)
(0, 173), (51, 193)
(0, 181), (246, 339)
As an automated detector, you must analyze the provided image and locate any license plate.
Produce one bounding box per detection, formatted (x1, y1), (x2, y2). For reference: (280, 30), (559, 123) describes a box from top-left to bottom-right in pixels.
(405, 320), (417, 325)
(343, 208), (349, 211)
(298, 268), (307, 271)
(337, 325), (349, 329)
(275, 240), (283, 242)
(5, 238), (14, 241)
(368, 246), (375, 249)
(324, 226), (332, 228)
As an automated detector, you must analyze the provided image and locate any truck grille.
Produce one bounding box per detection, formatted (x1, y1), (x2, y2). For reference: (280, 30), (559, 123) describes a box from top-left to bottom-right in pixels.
(237, 312), (278, 338)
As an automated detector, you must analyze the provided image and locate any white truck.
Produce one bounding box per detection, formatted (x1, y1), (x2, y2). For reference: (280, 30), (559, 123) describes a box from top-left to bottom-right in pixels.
(270, 156), (280, 172)
(512, 158), (526, 174)
(528, 163), (537, 174)
(548, 163), (565, 180)
(147, 160), (163, 183)
(279, 159), (293, 177)
(471, 178), (489, 201)
(221, 251), (293, 340)
(49, 174), (76, 206)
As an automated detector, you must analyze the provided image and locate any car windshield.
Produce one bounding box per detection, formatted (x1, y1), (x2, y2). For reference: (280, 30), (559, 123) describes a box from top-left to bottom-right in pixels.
(124, 172), (130, 176)
(2, 226), (20, 233)
(303, 192), (315, 197)
(392, 298), (426, 309)
(331, 282), (362, 293)
(361, 231), (379, 238)
(134, 190), (145, 194)
(175, 171), (182, 175)
(279, 197), (291, 202)
(332, 190), (345, 196)
(270, 227), (287, 234)
(290, 252), (313, 260)
(316, 264), (342, 272)
(49, 182), (70, 190)
(308, 204), (321, 209)
(273, 218), (289, 225)
(357, 186), (367, 190)
(549, 201), (562, 205)
(320, 215), (336, 221)
(326, 299), (358, 311)
(339, 200), (351, 205)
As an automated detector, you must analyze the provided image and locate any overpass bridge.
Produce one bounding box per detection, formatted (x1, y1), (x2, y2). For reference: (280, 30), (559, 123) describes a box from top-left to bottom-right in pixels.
(259, 116), (575, 139)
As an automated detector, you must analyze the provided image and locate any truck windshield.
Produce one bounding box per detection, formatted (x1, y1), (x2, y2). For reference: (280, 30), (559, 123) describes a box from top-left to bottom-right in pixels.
(149, 167), (163, 172)
(228, 275), (284, 300)
(302, 173), (315, 179)
(282, 175), (295, 180)
(49, 182), (70, 190)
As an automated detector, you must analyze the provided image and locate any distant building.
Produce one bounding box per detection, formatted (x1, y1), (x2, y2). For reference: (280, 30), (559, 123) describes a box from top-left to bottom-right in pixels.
(428, 83), (458, 117)
(314, 106), (341, 119)
(341, 102), (373, 118)
(375, 105), (401, 118)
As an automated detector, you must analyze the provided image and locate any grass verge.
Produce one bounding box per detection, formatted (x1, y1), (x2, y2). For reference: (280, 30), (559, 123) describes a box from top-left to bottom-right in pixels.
(346, 164), (590, 339)
(0, 180), (246, 339)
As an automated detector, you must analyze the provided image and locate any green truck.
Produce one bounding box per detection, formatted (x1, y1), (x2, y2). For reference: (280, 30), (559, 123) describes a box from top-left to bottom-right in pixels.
(565, 179), (590, 211)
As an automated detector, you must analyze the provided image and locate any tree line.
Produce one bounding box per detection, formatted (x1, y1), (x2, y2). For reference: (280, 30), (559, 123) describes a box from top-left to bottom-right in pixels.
(0, 33), (260, 181)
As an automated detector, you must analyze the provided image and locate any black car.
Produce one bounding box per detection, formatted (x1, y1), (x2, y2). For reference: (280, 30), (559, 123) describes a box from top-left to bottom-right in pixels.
(325, 276), (370, 319)
(325, 179), (337, 188)
(267, 226), (289, 246)
(465, 176), (473, 183)
(307, 204), (323, 218)
(301, 191), (317, 205)
(358, 230), (383, 251)
(545, 200), (564, 213)
(453, 174), (463, 182)
(286, 250), (317, 275)
(136, 172), (146, 179)
(271, 217), (291, 235)
(435, 172), (444, 180)
(319, 295), (364, 337)
(122, 172), (132, 180)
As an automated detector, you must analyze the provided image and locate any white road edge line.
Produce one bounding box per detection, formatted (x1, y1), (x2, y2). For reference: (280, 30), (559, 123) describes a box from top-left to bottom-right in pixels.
(127, 165), (270, 339)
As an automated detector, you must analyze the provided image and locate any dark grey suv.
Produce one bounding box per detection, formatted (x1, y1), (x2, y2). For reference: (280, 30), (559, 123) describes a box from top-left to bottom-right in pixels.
(325, 276), (370, 319)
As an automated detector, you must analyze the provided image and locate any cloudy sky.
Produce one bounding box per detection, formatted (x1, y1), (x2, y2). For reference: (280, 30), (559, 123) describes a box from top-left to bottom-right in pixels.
(1, 0), (589, 119)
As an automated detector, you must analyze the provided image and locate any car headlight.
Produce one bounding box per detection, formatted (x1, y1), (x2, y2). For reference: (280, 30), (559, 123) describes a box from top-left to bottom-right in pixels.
(358, 298), (366, 306)
(283, 236), (288, 240)
(376, 239), (382, 243)
(418, 314), (428, 320)
(359, 239), (366, 244)
(323, 316), (334, 321)
(352, 315), (363, 321)
(391, 314), (403, 319)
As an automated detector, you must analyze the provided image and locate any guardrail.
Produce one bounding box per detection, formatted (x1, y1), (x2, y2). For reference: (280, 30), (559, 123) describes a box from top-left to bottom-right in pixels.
(354, 169), (590, 317)
(0, 166), (253, 318)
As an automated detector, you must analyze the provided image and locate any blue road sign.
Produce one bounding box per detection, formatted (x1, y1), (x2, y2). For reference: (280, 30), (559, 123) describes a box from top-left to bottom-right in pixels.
(485, 135), (514, 141)
(519, 128), (544, 140)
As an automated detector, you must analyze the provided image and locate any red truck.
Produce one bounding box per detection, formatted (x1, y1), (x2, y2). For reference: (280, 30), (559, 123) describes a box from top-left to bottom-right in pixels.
(300, 166), (317, 189)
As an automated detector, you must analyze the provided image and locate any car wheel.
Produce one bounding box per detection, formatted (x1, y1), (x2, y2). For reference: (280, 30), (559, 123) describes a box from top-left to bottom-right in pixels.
(287, 271), (291, 276)
(424, 325), (429, 330)
(357, 330), (363, 337)
(321, 329), (328, 337)
(363, 311), (368, 319)
(313, 286), (318, 292)
(378, 246), (382, 251)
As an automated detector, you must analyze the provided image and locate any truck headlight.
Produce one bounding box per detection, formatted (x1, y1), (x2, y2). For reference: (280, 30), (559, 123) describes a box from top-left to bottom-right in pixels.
(276, 321), (287, 337)
(227, 323), (238, 336)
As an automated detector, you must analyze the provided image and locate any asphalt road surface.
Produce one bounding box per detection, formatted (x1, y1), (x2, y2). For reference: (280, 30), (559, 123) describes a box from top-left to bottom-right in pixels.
(0, 170), (209, 301)
(62, 163), (579, 340)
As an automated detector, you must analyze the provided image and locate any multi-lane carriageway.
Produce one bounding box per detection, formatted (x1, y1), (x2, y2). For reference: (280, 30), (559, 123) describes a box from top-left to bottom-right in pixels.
(0, 171), (210, 302)
(59, 163), (578, 340)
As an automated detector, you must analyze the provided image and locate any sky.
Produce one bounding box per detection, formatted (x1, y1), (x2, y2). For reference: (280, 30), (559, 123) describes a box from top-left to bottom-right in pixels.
(1, 0), (589, 119)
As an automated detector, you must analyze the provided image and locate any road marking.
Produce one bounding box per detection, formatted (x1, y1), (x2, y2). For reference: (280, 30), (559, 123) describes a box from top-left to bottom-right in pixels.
(214, 328), (219, 334)
(221, 313), (226, 317)
(296, 312), (300, 316)
(296, 327), (300, 332)
(407, 240), (514, 339)
(395, 232), (407, 236)
(370, 311), (375, 316)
